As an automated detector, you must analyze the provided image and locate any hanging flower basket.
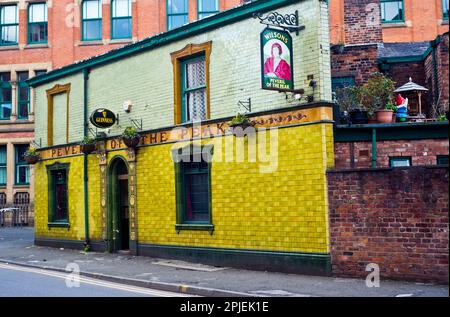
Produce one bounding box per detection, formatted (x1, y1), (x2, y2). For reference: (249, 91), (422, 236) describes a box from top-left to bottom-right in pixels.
(229, 114), (255, 137)
(122, 135), (140, 148)
(80, 143), (96, 154)
(24, 155), (40, 165)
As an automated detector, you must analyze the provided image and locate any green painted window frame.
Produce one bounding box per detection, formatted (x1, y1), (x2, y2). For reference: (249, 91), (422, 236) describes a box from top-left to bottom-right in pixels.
(380, 0), (405, 23)
(111, 0), (132, 40)
(14, 144), (30, 185)
(28, 2), (48, 44)
(437, 155), (449, 165)
(331, 76), (356, 93)
(389, 156), (412, 167)
(172, 144), (214, 234)
(167, 0), (188, 31)
(46, 162), (70, 226)
(0, 145), (6, 186)
(443, 0), (449, 20)
(17, 72), (30, 120)
(0, 4), (19, 46)
(197, 0), (219, 19)
(81, 0), (102, 41)
(0, 72), (11, 121)
(181, 54), (207, 123)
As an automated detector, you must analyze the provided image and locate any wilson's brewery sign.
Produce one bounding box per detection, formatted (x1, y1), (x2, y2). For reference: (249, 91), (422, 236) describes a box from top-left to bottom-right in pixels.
(38, 106), (332, 160)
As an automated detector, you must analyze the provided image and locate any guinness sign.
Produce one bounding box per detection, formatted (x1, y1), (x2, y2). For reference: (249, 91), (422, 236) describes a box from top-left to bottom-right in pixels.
(90, 108), (117, 128)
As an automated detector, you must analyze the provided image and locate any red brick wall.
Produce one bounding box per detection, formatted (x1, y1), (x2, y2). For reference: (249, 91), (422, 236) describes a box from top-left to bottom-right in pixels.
(343, 0), (382, 45)
(334, 139), (449, 169)
(328, 167), (449, 283)
(331, 44), (379, 86)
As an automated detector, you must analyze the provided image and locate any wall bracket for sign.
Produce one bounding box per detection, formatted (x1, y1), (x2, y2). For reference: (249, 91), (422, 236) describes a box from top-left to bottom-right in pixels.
(130, 118), (143, 131)
(253, 10), (304, 35)
(238, 98), (252, 113)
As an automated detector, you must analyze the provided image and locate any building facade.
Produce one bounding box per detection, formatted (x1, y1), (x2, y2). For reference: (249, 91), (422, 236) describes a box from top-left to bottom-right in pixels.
(28, 0), (335, 274)
(0, 0), (240, 219)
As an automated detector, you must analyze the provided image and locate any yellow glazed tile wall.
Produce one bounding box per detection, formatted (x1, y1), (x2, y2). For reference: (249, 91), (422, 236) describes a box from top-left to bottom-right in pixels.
(136, 123), (334, 253)
(34, 155), (102, 241)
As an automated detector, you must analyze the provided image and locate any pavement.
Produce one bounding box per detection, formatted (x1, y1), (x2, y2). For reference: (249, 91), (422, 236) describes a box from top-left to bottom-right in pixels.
(0, 227), (448, 297)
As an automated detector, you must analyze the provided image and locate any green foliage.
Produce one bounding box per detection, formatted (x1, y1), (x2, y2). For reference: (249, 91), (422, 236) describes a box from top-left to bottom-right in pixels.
(438, 114), (448, 122)
(362, 72), (396, 112)
(80, 136), (97, 145)
(384, 102), (397, 113)
(122, 126), (138, 138)
(230, 113), (252, 126)
(24, 146), (38, 157)
(335, 86), (366, 112)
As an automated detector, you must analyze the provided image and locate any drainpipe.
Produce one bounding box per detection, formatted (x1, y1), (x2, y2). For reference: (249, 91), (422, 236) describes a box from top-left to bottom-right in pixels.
(431, 37), (440, 108)
(83, 68), (90, 250)
(371, 128), (377, 168)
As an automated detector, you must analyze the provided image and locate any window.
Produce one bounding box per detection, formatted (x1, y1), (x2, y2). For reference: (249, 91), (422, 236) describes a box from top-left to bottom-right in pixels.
(0, 5), (18, 45)
(181, 55), (207, 122)
(47, 164), (69, 224)
(111, 0), (131, 39)
(381, 0), (404, 23)
(389, 156), (411, 167)
(437, 155), (449, 165)
(35, 69), (47, 77)
(167, 0), (188, 30)
(28, 3), (48, 44)
(332, 77), (355, 93)
(0, 145), (6, 186)
(444, 0), (449, 20)
(15, 145), (29, 185)
(82, 0), (102, 41)
(198, 0), (219, 19)
(173, 145), (214, 232)
(0, 73), (11, 120)
(17, 72), (29, 120)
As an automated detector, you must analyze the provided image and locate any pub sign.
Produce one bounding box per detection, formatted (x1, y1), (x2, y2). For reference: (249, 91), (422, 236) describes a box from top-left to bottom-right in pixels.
(90, 108), (117, 128)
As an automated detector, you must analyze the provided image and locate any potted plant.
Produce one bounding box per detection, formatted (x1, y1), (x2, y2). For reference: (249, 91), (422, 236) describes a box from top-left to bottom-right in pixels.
(121, 126), (140, 148)
(384, 102), (398, 123)
(335, 86), (368, 124)
(362, 72), (396, 123)
(23, 146), (40, 164)
(79, 136), (97, 154)
(229, 113), (254, 137)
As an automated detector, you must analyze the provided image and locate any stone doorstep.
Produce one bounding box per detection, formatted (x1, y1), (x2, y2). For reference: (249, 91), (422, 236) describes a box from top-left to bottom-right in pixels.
(0, 258), (256, 298)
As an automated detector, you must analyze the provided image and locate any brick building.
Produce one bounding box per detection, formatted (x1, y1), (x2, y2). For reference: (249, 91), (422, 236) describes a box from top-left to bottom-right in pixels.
(0, 0), (240, 219)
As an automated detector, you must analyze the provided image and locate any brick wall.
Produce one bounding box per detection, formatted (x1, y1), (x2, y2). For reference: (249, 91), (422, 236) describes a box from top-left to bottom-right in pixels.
(343, 0), (382, 45)
(331, 44), (379, 86)
(328, 167), (449, 283)
(334, 139), (449, 169)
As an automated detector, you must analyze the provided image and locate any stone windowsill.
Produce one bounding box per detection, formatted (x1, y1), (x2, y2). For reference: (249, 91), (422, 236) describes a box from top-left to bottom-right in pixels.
(382, 22), (407, 28)
(0, 45), (19, 51)
(48, 222), (70, 229)
(175, 223), (215, 235)
(109, 38), (132, 45)
(78, 40), (104, 46)
(24, 43), (50, 49)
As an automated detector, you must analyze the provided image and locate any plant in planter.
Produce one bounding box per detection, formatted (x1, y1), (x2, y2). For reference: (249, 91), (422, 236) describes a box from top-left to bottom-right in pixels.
(121, 126), (140, 148)
(23, 146), (40, 164)
(335, 86), (368, 124)
(362, 72), (396, 123)
(229, 113), (255, 137)
(79, 136), (97, 154)
(384, 102), (398, 123)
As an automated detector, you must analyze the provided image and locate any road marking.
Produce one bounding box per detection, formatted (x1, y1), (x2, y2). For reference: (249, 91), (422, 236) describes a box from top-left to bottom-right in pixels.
(0, 263), (195, 297)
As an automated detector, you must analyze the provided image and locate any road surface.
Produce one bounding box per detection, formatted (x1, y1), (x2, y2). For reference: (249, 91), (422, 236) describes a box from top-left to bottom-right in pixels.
(0, 263), (192, 297)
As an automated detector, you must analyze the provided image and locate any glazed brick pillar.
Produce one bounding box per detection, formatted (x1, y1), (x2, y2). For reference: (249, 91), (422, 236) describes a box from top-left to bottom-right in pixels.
(328, 167), (449, 283)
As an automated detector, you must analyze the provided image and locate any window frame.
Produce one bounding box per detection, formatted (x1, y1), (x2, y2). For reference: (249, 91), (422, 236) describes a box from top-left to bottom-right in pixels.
(14, 144), (30, 186)
(197, 0), (219, 19)
(17, 72), (30, 120)
(172, 144), (214, 234)
(331, 76), (356, 93)
(81, 0), (102, 41)
(46, 162), (70, 227)
(110, 0), (132, 40)
(0, 4), (19, 46)
(170, 42), (212, 125)
(380, 0), (405, 24)
(0, 72), (12, 121)
(0, 145), (6, 186)
(389, 156), (412, 168)
(28, 2), (48, 44)
(167, 0), (188, 31)
(443, 0), (449, 20)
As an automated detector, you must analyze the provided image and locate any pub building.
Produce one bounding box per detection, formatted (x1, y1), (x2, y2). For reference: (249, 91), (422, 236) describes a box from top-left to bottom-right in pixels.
(28, 0), (335, 275)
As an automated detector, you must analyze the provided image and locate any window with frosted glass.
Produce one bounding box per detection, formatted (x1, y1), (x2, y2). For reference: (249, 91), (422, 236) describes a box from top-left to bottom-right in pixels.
(181, 56), (207, 123)
(28, 3), (48, 43)
(82, 0), (102, 41)
(381, 0), (404, 23)
(111, 0), (132, 39)
(0, 146), (6, 186)
(17, 72), (29, 120)
(15, 145), (29, 185)
(0, 73), (11, 120)
(167, 0), (188, 30)
(0, 5), (18, 45)
(198, 0), (219, 19)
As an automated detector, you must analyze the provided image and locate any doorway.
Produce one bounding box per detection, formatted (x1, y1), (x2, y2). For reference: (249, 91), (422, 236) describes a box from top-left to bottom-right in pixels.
(108, 157), (130, 253)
